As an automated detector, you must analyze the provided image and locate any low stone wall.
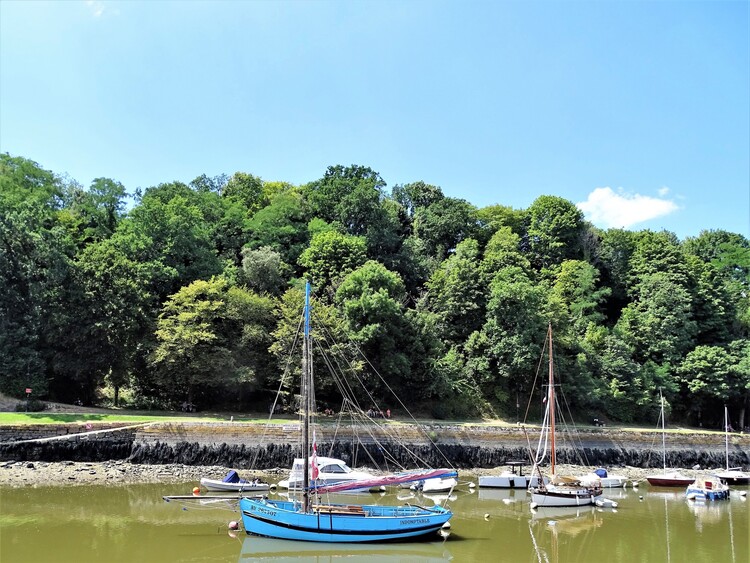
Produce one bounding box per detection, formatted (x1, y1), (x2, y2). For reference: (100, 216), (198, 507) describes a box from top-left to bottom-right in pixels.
(0, 423), (137, 443)
(1, 421), (748, 470)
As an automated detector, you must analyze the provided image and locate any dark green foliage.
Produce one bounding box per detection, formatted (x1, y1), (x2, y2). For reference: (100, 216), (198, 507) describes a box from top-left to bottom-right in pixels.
(2, 152), (748, 424)
(15, 399), (46, 412)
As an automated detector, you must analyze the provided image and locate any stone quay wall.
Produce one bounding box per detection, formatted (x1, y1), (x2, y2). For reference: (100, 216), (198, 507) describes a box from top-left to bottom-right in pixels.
(1, 421), (748, 470)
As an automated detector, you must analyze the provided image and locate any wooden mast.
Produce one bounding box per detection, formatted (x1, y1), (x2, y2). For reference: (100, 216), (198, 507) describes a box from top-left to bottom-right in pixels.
(659, 389), (666, 472)
(548, 323), (556, 476)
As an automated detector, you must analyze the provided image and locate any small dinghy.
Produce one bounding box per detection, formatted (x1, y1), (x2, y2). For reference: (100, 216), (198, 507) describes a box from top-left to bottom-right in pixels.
(200, 470), (270, 492)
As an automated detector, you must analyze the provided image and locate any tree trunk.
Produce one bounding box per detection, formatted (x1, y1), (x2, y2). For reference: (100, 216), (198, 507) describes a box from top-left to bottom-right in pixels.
(114, 385), (120, 408)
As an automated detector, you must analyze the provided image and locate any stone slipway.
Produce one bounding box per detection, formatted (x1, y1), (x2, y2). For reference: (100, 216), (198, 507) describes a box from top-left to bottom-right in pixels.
(0, 421), (748, 471)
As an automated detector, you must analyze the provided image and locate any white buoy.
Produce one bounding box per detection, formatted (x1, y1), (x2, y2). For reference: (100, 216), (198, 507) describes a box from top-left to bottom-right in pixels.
(484, 513), (490, 520)
(530, 502), (538, 510)
(739, 491), (747, 497)
(468, 482), (476, 489)
(442, 521), (451, 529)
(228, 520), (239, 530)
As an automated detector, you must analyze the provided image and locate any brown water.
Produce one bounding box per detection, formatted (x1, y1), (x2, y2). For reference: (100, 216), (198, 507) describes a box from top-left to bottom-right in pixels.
(0, 477), (747, 563)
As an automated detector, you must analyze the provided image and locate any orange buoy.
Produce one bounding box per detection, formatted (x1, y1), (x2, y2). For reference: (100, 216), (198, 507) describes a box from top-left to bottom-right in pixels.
(193, 487), (201, 495)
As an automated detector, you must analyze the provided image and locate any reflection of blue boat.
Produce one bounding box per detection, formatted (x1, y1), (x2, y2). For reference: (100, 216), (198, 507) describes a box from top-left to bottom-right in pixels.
(239, 536), (453, 562)
(239, 282), (455, 542)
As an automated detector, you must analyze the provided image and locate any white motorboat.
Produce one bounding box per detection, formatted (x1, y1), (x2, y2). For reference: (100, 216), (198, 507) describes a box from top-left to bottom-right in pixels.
(277, 456), (381, 492)
(579, 468), (629, 488)
(420, 476), (458, 493)
(686, 476), (730, 501)
(479, 461), (546, 489)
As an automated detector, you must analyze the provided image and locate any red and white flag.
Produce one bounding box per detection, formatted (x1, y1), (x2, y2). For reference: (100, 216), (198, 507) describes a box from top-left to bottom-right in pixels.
(311, 431), (319, 481)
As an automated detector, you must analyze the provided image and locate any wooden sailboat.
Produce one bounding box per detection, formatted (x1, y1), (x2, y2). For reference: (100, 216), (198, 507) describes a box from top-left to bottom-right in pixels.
(713, 406), (750, 485)
(645, 390), (693, 487)
(239, 281), (455, 542)
(529, 324), (603, 507)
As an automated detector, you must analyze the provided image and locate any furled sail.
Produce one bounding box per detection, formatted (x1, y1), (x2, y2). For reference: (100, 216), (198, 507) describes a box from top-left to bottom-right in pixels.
(312, 468), (458, 494)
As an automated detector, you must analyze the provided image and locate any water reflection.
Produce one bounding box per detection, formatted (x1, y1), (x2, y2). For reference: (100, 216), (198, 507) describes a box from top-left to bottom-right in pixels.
(1, 479), (747, 563)
(238, 536), (454, 562)
(529, 506), (603, 537)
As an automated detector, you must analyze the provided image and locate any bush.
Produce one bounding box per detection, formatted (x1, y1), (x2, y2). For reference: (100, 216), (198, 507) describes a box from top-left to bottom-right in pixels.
(15, 399), (46, 412)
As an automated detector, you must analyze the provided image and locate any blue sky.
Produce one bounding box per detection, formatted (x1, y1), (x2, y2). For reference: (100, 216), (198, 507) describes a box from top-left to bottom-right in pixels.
(1, 1), (748, 240)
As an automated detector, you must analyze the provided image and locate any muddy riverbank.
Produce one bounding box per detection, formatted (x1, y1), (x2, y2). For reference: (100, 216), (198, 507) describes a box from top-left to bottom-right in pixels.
(0, 459), (673, 489)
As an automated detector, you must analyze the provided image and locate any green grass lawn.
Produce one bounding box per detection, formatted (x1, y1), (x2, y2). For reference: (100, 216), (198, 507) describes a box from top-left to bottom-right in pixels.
(0, 412), (292, 425)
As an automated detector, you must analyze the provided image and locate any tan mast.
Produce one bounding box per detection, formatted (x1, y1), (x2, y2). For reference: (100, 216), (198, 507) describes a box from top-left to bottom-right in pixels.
(548, 323), (555, 477)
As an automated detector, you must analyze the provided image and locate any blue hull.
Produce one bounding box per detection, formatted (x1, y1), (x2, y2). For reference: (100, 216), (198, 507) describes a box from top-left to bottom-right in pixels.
(239, 498), (451, 543)
(686, 487), (730, 501)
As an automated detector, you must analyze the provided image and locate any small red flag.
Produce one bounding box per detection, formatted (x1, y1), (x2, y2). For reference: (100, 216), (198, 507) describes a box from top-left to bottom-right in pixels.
(311, 431), (319, 480)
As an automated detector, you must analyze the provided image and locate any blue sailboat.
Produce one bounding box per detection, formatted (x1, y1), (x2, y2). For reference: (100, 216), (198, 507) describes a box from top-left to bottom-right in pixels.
(239, 281), (456, 542)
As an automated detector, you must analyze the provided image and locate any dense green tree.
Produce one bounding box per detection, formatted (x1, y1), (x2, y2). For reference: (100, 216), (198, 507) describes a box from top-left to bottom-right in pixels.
(481, 227), (531, 276)
(298, 230), (367, 293)
(616, 272), (697, 365)
(524, 195), (585, 272)
(151, 277), (276, 406)
(476, 204), (525, 244)
(424, 239), (486, 345)
(54, 238), (156, 404)
(677, 345), (736, 426)
(123, 189), (223, 300)
(413, 197), (478, 262)
(335, 262), (412, 398)
(550, 260), (610, 334)
(594, 228), (637, 323)
(223, 172), (267, 214)
(464, 266), (548, 411)
(303, 165), (386, 233)
(270, 286), (349, 405)
(391, 181), (444, 219)
(246, 190), (309, 269)
(728, 339), (750, 429)
(0, 156), (72, 398)
(241, 246), (290, 296)
(58, 178), (127, 248)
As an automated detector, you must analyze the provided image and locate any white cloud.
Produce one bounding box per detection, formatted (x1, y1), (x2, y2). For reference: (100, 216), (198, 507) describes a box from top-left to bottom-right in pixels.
(577, 187), (679, 229)
(86, 1), (105, 17)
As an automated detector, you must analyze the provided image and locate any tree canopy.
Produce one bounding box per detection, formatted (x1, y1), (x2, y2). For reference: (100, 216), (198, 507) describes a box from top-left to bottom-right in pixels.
(1, 152), (748, 428)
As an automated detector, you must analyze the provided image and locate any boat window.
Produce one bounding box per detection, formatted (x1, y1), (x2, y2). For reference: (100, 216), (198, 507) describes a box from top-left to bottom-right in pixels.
(321, 464), (346, 474)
